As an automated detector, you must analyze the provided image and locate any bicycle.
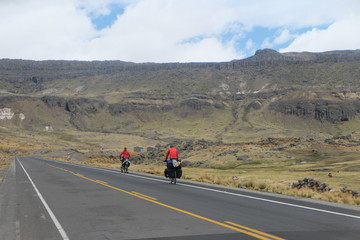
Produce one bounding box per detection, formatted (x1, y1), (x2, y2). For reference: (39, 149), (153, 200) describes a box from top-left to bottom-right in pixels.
(121, 159), (130, 173)
(164, 159), (182, 184)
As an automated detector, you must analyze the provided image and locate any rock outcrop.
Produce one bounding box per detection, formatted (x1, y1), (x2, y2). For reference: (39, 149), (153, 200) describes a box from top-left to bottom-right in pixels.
(269, 99), (360, 123)
(41, 96), (108, 113)
(291, 178), (332, 192)
(341, 186), (359, 198)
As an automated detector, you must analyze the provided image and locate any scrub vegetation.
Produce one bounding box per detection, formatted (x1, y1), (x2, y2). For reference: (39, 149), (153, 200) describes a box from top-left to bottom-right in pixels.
(3, 128), (358, 205)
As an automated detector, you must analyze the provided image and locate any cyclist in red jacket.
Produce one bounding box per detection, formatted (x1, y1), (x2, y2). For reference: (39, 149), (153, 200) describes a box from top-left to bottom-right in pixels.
(120, 147), (130, 161)
(165, 144), (178, 164)
(120, 147), (131, 172)
(164, 144), (182, 182)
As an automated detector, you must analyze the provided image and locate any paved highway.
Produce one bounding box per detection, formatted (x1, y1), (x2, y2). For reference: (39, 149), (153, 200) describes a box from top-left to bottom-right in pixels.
(0, 157), (359, 240)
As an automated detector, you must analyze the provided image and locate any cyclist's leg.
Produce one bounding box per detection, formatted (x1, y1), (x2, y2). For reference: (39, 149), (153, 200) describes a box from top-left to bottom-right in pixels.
(120, 160), (125, 172)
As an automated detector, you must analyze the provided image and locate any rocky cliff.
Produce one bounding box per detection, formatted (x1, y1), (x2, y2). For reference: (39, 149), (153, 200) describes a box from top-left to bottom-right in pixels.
(1, 49), (360, 141)
(268, 99), (360, 123)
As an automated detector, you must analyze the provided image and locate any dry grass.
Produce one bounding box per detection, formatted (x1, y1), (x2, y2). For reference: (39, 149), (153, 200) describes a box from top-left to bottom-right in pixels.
(0, 158), (11, 183)
(128, 164), (360, 206)
(1, 128), (359, 206)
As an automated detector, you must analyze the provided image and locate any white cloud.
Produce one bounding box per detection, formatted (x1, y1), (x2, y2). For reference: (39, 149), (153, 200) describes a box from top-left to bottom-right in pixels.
(176, 38), (241, 63)
(260, 29), (296, 49)
(0, 0), (359, 62)
(260, 38), (272, 49)
(0, 0), (96, 59)
(280, 14), (360, 53)
(274, 29), (295, 45)
(245, 39), (255, 50)
(68, 0), (243, 62)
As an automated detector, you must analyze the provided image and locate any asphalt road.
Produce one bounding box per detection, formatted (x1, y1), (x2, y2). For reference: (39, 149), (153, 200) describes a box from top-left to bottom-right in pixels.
(0, 157), (359, 240)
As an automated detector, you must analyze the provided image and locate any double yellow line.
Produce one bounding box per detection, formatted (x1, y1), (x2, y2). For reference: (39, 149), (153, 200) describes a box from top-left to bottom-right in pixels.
(48, 164), (285, 240)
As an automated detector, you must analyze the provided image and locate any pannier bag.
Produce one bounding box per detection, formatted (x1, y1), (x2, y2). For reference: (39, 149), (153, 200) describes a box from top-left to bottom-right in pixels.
(176, 168), (182, 178)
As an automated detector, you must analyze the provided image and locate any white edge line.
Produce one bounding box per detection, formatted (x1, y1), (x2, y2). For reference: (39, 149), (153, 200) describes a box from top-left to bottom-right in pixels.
(41, 158), (360, 220)
(123, 172), (360, 219)
(179, 183), (360, 220)
(17, 158), (70, 240)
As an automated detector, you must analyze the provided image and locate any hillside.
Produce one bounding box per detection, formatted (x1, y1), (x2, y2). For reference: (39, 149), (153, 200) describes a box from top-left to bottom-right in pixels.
(1, 49), (360, 205)
(1, 49), (360, 143)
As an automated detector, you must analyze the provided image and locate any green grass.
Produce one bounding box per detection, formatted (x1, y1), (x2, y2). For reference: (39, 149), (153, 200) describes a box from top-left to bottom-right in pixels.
(52, 132), (80, 143)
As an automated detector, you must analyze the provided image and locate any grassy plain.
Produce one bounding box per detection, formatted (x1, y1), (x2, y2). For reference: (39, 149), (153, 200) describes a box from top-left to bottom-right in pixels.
(0, 128), (359, 206)
(51, 158), (359, 206)
(131, 164), (360, 205)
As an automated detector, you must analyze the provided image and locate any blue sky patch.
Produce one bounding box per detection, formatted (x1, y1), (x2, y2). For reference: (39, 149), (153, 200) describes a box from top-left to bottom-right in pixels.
(233, 24), (331, 57)
(90, 3), (126, 30)
(180, 35), (207, 45)
(178, 22), (331, 59)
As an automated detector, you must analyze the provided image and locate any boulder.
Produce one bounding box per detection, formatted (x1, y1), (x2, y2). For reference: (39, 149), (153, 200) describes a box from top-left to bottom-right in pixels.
(291, 177), (332, 192)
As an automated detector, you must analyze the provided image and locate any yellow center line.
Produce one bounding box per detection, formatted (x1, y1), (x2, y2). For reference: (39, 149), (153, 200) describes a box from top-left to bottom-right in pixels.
(48, 164), (285, 240)
(95, 180), (108, 185)
(131, 191), (158, 200)
(225, 221), (286, 240)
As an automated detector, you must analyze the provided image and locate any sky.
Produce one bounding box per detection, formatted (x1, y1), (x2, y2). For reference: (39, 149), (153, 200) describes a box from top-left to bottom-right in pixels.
(0, 0), (359, 63)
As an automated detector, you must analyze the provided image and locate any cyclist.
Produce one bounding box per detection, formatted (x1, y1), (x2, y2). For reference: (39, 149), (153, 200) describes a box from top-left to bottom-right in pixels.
(164, 144), (181, 182)
(120, 147), (131, 173)
(164, 144), (179, 166)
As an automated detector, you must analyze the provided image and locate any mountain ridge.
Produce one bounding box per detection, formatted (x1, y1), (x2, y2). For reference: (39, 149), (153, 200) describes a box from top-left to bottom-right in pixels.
(1, 49), (360, 142)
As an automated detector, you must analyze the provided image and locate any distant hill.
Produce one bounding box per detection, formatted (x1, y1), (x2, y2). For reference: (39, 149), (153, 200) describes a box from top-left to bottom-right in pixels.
(1, 49), (360, 142)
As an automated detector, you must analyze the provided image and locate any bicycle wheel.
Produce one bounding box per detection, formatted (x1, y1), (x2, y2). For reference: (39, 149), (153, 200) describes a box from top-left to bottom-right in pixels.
(173, 171), (177, 184)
